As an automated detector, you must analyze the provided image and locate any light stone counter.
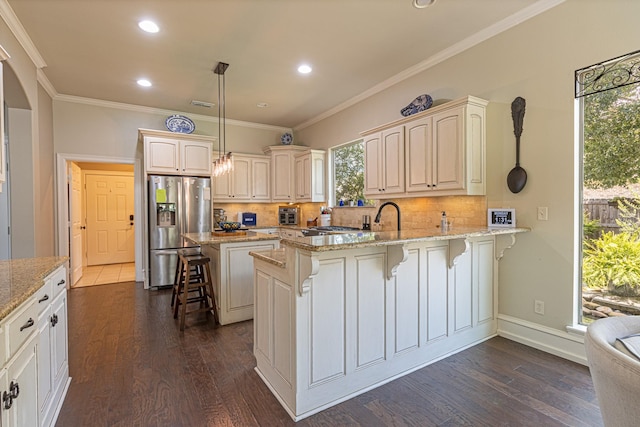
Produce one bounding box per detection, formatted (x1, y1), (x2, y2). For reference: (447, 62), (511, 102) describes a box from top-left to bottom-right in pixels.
(0, 256), (68, 320)
(183, 231), (279, 246)
(279, 226), (530, 252)
(248, 248), (287, 268)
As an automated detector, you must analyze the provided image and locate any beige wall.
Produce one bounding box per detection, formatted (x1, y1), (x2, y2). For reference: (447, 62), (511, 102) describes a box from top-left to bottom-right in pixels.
(295, 0), (640, 334)
(35, 82), (55, 256)
(53, 100), (289, 159)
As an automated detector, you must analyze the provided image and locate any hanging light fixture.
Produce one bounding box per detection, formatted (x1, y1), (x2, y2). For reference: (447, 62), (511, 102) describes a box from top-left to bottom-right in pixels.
(213, 62), (232, 177)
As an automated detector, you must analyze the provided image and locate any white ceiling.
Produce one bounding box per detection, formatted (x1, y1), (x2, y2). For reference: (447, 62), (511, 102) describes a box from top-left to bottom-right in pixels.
(5, 0), (551, 129)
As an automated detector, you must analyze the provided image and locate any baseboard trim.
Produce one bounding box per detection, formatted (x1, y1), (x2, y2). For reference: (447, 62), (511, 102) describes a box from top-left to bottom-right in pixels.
(497, 314), (588, 365)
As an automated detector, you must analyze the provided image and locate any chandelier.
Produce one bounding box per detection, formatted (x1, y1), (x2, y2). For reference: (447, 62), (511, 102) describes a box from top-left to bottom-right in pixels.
(213, 62), (232, 177)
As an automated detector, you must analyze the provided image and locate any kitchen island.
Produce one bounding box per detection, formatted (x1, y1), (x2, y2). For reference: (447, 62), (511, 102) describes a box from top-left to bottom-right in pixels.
(250, 227), (528, 421)
(183, 231), (280, 325)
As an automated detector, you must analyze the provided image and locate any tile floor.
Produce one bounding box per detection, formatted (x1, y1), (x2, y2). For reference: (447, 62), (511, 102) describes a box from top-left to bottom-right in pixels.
(73, 263), (136, 287)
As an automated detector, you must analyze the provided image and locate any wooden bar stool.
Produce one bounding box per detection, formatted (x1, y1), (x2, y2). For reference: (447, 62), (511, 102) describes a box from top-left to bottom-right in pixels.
(171, 249), (204, 308)
(173, 253), (218, 331)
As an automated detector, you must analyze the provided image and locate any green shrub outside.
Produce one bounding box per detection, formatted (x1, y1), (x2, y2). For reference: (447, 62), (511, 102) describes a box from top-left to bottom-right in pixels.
(583, 197), (640, 294)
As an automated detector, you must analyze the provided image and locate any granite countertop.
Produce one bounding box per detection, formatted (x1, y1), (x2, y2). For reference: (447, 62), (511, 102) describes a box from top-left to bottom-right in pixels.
(279, 226), (530, 252)
(0, 256), (68, 321)
(249, 248), (287, 268)
(183, 231), (281, 245)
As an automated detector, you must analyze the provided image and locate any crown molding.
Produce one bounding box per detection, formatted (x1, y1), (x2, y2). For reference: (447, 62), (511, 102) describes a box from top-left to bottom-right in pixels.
(0, 0), (46, 68)
(37, 69), (57, 98)
(54, 94), (292, 133)
(294, 0), (566, 131)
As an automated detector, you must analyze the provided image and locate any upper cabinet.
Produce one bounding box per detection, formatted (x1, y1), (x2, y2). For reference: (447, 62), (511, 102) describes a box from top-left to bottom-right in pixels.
(213, 153), (271, 202)
(264, 145), (326, 203)
(294, 150), (326, 202)
(139, 129), (214, 176)
(364, 125), (405, 197)
(361, 96), (488, 199)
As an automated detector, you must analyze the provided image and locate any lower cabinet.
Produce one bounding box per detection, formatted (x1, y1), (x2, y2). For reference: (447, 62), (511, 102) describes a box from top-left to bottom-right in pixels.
(4, 334), (39, 427)
(0, 264), (69, 427)
(202, 239), (279, 325)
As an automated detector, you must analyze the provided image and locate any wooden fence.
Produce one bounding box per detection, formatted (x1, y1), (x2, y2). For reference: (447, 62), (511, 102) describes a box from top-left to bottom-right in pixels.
(583, 198), (640, 233)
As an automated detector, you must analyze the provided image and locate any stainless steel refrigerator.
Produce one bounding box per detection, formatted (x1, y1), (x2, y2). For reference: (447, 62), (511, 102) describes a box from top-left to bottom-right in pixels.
(148, 175), (211, 287)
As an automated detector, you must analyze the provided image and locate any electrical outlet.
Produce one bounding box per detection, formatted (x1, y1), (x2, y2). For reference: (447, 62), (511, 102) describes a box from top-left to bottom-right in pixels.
(534, 300), (545, 315)
(537, 207), (548, 221)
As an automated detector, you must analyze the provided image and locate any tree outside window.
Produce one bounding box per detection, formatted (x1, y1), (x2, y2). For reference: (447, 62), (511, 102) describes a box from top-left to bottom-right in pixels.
(332, 141), (368, 205)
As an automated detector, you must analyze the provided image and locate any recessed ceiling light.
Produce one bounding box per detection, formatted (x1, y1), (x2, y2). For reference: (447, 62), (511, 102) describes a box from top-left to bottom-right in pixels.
(138, 20), (159, 33)
(413, 0), (436, 8)
(137, 79), (152, 87)
(257, 102), (269, 108)
(297, 64), (312, 74)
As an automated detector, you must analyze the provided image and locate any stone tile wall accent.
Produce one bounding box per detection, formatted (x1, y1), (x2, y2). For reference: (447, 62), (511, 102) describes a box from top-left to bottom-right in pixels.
(216, 196), (486, 231)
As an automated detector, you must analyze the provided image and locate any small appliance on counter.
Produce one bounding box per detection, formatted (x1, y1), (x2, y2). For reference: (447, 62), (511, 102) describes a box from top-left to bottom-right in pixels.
(237, 212), (257, 227)
(362, 215), (371, 230)
(278, 206), (299, 226)
(214, 208), (226, 228)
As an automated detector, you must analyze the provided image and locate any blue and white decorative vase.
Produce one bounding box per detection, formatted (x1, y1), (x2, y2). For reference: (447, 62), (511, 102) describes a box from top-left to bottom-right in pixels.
(281, 132), (293, 145)
(400, 94), (433, 117)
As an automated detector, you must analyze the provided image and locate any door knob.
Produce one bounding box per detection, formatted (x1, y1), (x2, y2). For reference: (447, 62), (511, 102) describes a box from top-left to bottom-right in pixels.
(81, 226), (86, 230)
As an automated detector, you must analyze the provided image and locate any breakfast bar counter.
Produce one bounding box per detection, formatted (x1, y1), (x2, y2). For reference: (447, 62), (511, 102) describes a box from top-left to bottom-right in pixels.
(250, 227), (528, 421)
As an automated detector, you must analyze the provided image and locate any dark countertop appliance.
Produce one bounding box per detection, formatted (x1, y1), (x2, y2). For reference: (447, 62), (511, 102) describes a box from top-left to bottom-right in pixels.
(278, 206), (299, 226)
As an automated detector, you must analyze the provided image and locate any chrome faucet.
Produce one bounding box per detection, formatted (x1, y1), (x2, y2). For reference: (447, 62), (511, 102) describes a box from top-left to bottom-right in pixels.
(374, 201), (401, 231)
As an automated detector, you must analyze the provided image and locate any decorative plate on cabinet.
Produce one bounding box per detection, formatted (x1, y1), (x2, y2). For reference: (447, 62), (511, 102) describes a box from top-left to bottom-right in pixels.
(165, 115), (195, 134)
(280, 132), (293, 145)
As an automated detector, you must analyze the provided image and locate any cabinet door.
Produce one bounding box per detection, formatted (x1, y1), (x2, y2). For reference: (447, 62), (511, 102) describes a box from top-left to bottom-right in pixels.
(145, 138), (180, 174)
(51, 291), (68, 390)
(382, 126), (405, 195)
(271, 152), (294, 201)
(181, 141), (212, 176)
(251, 158), (271, 200)
(432, 109), (464, 191)
(212, 170), (232, 200)
(37, 310), (53, 425)
(231, 156), (251, 200)
(364, 135), (383, 196)
(406, 117), (435, 192)
(310, 152), (326, 202)
(294, 155), (309, 200)
(7, 335), (39, 427)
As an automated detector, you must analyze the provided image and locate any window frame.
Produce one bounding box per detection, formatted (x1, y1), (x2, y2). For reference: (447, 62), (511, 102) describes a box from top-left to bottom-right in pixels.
(329, 138), (365, 207)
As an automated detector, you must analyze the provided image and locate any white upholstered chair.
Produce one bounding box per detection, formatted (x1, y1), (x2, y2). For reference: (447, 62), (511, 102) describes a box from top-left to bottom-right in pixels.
(584, 316), (640, 427)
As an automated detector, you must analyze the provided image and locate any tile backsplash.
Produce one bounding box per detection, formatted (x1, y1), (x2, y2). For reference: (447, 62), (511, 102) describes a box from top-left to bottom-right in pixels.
(215, 196), (486, 231)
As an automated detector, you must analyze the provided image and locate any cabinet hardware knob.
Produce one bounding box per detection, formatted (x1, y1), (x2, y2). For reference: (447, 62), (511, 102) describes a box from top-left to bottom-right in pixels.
(38, 294), (50, 303)
(19, 318), (34, 331)
(51, 313), (59, 327)
(57, 279), (66, 286)
(2, 391), (11, 409)
(9, 381), (19, 399)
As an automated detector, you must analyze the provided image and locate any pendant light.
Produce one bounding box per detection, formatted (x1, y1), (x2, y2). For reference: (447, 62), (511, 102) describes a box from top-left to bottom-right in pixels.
(213, 62), (232, 177)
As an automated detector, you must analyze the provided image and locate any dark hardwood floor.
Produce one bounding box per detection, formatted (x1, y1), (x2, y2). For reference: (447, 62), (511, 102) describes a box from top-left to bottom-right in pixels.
(56, 281), (603, 427)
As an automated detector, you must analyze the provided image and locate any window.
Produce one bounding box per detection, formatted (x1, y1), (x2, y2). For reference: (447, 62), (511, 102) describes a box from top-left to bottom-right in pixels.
(577, 50), (640, 324)
(331, 140), (368, 206)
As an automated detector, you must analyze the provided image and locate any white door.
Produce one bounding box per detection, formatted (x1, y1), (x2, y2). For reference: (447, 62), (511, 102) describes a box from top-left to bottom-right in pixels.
(69, 162), (83, 284)
(85, 172), (135, 265)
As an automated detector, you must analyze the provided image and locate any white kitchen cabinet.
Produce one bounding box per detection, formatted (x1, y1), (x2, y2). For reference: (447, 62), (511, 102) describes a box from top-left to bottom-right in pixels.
(202, 239), (279, 325)
(263, 145), (309, 202)
(294, 150), (326, 202)
(35, 265), (69, 427)
(213, 154), (271, 202)
(140, 129), (214, 176)
(362, 96), (487, 199)
(1, 298), (39, 427)
(364, 125), (405, 197)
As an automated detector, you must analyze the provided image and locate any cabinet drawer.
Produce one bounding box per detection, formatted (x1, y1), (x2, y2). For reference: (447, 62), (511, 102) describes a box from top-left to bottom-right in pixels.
(34, 278), (53, 316)
(49, 266), (67, 299)
(7, 299), (37, 360)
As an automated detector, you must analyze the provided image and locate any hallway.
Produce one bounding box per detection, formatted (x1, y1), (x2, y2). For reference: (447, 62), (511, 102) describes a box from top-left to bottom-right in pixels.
(72, 263), (135, 287)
